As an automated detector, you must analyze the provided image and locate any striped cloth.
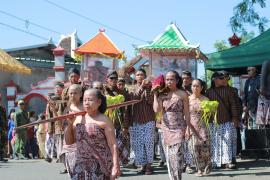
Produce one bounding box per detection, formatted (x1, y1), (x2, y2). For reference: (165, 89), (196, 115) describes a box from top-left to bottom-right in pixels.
(128, 84), (155, 125)
(206, 86), (239, 124)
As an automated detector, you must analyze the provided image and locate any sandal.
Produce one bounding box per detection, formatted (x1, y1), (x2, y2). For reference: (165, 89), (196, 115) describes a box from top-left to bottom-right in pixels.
(145, 166), (153, 175)
(195, 172), (203, 177)
(186, 166), (195, 174)
(225, 163), (236, 170)
(203, 165), (212, 175)
(59, 169), (68, 174)
(137, 166), (146, 175)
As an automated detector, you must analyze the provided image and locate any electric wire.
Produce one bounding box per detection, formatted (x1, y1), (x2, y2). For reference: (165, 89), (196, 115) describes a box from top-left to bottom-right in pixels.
(0, 22), (48, 41)
(0, 9), (62, 35)
(43, 0), (147, 43)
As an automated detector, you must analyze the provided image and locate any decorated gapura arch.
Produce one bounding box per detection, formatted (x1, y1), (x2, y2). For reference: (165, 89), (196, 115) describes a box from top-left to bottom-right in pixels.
(23, 93), (48, 103)
(23, 93), (48, 115)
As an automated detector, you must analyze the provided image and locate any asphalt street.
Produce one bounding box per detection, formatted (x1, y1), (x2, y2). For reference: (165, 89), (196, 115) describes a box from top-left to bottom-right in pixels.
(0, 159), (270, 180)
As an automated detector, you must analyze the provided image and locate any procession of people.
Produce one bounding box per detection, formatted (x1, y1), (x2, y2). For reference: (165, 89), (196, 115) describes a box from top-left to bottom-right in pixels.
(0, 63), (270, 180)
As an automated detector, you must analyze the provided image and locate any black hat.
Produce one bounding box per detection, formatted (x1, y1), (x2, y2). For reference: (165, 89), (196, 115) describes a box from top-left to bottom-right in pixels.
(220, 70), (229, 76)
(182, 70), (192, 77)
(55, 82), (64, 88)
(118, 77), (125, 83)
(220, 70), (230, 79)
(212, 71), (225, 79)
(68, 68), (80, 76)
(107, 70), (118, 78)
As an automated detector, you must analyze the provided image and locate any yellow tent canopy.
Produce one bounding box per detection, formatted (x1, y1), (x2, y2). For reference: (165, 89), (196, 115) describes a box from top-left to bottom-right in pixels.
(0, 48), (31, 74)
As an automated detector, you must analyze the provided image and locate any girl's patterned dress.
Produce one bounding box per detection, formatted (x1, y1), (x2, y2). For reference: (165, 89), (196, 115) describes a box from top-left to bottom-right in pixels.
(189, 95), (212, 172)
(162, 96), (187, 180)
(68, 123), (113, 180)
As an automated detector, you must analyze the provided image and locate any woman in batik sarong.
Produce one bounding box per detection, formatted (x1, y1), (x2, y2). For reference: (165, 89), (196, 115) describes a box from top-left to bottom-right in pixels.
(65, 88), (120, 180)
(153, 71), (198, 180)
(61, 84), (84, 176)
(188, 79), (211, 176)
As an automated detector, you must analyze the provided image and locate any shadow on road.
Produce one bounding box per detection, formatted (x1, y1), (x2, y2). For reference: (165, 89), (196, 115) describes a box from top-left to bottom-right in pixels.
(207, 171), (270, 177)
(0, 159), (41, 168)
(206, 159), (270, 177)
(120, 163), (168, 177)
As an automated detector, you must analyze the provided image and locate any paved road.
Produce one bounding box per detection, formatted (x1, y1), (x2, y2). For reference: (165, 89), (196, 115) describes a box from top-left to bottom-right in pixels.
(0, 159), (270, 180)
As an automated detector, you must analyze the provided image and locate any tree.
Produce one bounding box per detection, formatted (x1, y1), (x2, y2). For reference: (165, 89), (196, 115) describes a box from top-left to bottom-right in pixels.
(213, 40), (229, 51)
(240, 31), (255, 44)
(213, 31), (255, 51)
(230, 0), (268, 34)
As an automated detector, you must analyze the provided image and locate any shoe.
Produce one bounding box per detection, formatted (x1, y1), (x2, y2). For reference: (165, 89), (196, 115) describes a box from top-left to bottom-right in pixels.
(0, 157), (8, 162)
(158, 161), (165, 167)
(60, 169), (68, 174)
(225, 163), (236, 169)
(124, 163), (137, 169)
(145, 165), (153, 175)
(137, 165), (146, 175)
(186, 166), (195, 174)
(137, 169), (145, 175)
(45, 157), (52, 163)
(14, 155), (19, 160)
(18, 154), (29, 160)
(25, 155), (32, 159)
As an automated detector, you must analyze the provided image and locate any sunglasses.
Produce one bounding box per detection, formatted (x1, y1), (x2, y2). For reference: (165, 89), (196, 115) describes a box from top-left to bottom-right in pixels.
(109, 77), (118, 80)
(94, 87), (103, 90)
(19, 103), (25, 105)
(218, 77), (225, 80)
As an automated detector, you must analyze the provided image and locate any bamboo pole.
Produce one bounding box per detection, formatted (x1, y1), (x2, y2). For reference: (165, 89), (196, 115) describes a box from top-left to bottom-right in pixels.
(15, 99), (141, 129)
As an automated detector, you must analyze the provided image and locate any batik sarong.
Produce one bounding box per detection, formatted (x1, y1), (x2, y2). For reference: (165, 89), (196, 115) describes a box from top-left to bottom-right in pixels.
(189, 135), (211, 172)
(132, 121), (155, 166)
(209, 122), (237, 167)
(165, 143), (184, 180)
(256, 96), (270, 126)
(45, 133), (55, 159)
(116, 130), (130, 165)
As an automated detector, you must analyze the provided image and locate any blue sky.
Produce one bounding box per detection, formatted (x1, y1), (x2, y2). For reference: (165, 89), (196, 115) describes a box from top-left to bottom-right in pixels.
(1, 0), (270, 60)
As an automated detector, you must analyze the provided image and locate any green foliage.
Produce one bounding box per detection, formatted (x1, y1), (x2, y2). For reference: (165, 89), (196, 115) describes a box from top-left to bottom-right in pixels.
(230, 0), (268, 34)
(240, 31), (255, 44)
(200, 100), (219, 128)
(213, 40), (229, 51)
(206, 70), (214, 88)
(105, 95), (125, 127)
(213, 31), (255, 52)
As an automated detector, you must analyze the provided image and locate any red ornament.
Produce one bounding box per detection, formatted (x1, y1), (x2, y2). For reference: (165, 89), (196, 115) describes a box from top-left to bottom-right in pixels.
(127, 66), (135, 74)
(151, 75), (165, 92)
(228, 33), (241, 46)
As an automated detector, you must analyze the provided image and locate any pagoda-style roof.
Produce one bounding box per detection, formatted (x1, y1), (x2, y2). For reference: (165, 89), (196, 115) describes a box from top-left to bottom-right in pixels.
(75, 29), (123, 58)
(139, 23), (207, 60)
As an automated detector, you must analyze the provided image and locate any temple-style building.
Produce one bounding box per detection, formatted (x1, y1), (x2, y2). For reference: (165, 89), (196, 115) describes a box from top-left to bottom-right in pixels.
(138, 23), (207, 77)
(0, 31), (81, 114)
(74, 29), (124, 85)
